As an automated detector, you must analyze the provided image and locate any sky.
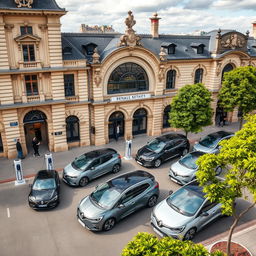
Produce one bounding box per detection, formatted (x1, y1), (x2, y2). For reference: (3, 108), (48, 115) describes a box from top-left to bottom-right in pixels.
(56, 0), (256, 35)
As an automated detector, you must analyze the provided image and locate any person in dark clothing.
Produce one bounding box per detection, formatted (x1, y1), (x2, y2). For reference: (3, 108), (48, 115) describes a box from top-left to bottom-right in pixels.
(32, 137), (40, 157)
(16, 138), (24, 159)
(115, 124), (120, 141)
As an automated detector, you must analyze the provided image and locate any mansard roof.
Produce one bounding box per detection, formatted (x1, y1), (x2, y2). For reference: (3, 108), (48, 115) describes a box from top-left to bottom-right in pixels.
(61, 30), (256, 62)
(0, 0), (65, 12)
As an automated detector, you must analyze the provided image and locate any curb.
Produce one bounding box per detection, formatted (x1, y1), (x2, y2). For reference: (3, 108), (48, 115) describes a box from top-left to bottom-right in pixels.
(0, 168), (63, 185)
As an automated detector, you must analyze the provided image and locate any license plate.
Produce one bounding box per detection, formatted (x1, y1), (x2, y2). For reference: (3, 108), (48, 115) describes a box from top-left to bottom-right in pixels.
(38, 204), (47, 208)
(170, 177), (179, 183)
(78, 218), (85, 228)
(136, 160), (143, 166)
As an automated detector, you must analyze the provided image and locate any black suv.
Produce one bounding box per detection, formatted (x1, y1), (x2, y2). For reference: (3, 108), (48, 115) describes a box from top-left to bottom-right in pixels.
(135, 133), (190, 168)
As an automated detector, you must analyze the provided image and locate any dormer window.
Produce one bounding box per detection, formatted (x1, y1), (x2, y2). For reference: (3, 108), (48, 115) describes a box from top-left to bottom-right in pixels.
(190, 43), (205, 54)
(63, 47), (72, 55)
(20, 26), (33, 35)
(161, 42), (177, 54)
(82, 43), (97, 55)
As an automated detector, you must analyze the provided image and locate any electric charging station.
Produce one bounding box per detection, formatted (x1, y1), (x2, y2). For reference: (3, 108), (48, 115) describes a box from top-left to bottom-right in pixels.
(45, 153), (54, 170)
(14, 159), (26, 185)
(124, 140), (133, 160)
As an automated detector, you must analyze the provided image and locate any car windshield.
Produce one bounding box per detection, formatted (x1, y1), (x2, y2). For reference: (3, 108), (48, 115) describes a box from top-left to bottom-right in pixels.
(147, 139), (166, 153)
(90, 183), (121, 209)
(72, 154), (93, 170)
(199, 134), (220, 148)
(179, 153), (198, 169)
(33, 178), (56, 190)
(166, 187), (204, 216)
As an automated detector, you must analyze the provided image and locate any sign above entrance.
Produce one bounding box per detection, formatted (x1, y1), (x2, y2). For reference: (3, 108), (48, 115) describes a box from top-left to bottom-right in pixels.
(110, 94), (151, 102)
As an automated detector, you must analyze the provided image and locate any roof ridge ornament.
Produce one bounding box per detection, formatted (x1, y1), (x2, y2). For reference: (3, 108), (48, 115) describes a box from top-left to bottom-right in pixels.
(15, 0), (34, 8)
(118, 11), (142, 47)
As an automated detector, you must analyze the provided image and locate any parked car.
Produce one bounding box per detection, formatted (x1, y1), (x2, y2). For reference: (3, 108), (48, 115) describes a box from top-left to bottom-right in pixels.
(169, 151), (222, 185)
(135, 133), (190, 168)
(151, 180), (223, 240)
(28, 170), (60, 209)
(77, 170), (159, 231)
(193, 130), (234, 154)
(63, 148), (121, 187)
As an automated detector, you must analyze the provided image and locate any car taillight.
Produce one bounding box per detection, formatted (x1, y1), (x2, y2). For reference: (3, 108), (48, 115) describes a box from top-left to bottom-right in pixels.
(154, 182), (159, 189)
(118, 154), (122, 159)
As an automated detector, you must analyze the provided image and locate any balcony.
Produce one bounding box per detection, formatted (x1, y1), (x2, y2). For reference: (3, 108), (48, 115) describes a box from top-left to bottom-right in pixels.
(65, 95), (79, 102)
(18, 61), (42, 69)
(63, 60), (86, 67)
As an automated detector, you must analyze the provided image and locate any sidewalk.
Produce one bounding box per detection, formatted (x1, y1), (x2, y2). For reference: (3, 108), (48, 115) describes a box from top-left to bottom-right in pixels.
(0, 122), (239, 183)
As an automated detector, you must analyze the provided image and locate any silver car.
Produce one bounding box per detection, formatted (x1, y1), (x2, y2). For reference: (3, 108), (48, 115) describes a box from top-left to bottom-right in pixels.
(63, 148), (121, 187)
(77, 170), (159, 231)
(193, 130), (234, 154)
(151, 180), (222, 240)
(169, 151), (222, 185)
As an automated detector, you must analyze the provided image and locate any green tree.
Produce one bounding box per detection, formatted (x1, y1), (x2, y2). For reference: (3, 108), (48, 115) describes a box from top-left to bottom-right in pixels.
(219, 66), (256, 129)
(196, 114), (256, 256)
(121, 232), (224, 256)
(169, 83), (213, 137)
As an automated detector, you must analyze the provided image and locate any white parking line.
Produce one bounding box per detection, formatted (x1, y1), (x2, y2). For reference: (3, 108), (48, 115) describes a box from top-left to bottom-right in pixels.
(7, 208), (10, 218)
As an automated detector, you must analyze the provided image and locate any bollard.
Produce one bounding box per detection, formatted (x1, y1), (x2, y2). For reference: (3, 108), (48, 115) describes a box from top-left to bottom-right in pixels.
(124, 140), (133, 160)
(45, 153), (54, 170)
(14, 159), (26, 185)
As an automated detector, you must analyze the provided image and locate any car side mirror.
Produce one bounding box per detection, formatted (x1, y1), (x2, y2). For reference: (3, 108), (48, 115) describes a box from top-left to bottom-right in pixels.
(90, 167), (95, 170)
(200, 211), (209, 217)
(118, 204), (125, 209)
(169, 190), (173, 195)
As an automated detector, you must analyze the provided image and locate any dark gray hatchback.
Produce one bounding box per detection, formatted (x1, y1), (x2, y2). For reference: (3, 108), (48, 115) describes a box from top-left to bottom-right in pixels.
(77, 170), (159, 231)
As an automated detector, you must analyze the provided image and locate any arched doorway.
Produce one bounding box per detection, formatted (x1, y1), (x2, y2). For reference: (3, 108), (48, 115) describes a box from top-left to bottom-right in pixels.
(23, 110), (48, 153)
(108, 111), (125, 139)
(66, 115), (80, 142)
(163, 105), (171, 128)
(133, 108), (147, 135)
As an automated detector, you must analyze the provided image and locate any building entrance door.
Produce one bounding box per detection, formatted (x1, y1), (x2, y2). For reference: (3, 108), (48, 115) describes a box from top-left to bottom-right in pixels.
(108, 111), (124, 139)
(132, 108), (147, 135)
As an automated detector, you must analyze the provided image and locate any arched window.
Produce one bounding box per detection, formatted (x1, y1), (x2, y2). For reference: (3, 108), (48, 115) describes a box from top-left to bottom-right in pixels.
(107, 62), (149, 94)
(163, 105), (171, 128)
(221, 63), (234, 83)
(166, 70), (176, 89)
(194, 68), (204, 84)
(23, 110), (47, 124)
(66, 116), (80, 142)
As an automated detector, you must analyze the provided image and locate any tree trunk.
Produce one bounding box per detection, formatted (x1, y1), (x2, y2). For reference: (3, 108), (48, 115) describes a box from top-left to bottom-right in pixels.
(239, 117), (243, 130)
(226, 202), (256, 256)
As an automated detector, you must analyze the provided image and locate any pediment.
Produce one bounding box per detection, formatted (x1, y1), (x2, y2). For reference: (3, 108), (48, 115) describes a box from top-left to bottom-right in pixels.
(14, 34), (41, 43)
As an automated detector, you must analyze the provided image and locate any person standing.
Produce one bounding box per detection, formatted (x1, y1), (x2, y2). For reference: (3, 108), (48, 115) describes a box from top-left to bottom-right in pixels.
(32, 137), (40, 157)
(16, 138), (24, 159)
(115, 124), (120, 141)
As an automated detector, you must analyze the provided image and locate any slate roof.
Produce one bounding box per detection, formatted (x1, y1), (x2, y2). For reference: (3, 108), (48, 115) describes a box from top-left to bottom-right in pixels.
(0, 0), (65, 11)
(61, 30), (256, 62)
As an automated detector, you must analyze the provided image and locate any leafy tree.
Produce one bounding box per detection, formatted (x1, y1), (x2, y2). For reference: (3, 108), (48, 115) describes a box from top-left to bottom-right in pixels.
(169, 83), (213, 137)
(121, 232), (224, 256)
(196, 114), (256, 256)
(219, 66), (256, 129)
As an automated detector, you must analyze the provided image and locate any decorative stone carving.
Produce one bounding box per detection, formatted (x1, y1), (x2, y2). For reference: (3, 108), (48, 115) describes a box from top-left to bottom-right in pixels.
(221, 33), (246, 49)
(216, 61), (222, 76)
(158, 65), (166, 82)
(15, 0), (33, 8)
(38, 24), (48, 31)
(159, 47), (167, 61)
(94, 68), (102, 86)
(4, 24), (14, 31)
(92, 48), (100, 64)
(118, 11), (142, 47)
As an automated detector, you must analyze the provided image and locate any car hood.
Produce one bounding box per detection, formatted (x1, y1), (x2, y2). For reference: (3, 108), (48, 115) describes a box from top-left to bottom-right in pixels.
(79, 196), (106, 218)
(193, 143), (215, 154)
(138, 146), (156, 157)
(30, 189), (56, 201)
(170, 161), (197, 176)
(64, 163), (82, 177)
(153, 199), (192, 228)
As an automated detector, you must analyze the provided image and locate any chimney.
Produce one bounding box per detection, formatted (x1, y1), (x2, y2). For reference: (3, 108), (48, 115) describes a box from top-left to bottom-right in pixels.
(252, 21), (256, 38)
(150, 13), (161, 38)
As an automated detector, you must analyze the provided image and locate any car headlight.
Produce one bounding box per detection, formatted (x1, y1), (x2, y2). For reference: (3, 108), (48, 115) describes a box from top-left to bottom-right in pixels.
(65, 175), (78, 179)
(178, 174), (190, 178)
(143, 156), (155, 161)
(89, 216), (103, 223)
(50, 194), (58, 201)
(169, 225), (186, 233)
(29, 196), (36, 202)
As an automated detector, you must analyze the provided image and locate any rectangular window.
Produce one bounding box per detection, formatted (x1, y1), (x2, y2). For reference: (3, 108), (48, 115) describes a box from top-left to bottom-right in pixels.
(64, 74), (75, 97)
(22, 45), (35, 62)
(20, 26), (33, 35)
(25, 75), (38, 96)
(0, 133), (3, 152)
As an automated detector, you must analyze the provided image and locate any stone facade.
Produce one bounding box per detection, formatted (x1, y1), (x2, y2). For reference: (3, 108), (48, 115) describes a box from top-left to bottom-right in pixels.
(0, 2), (255, 158)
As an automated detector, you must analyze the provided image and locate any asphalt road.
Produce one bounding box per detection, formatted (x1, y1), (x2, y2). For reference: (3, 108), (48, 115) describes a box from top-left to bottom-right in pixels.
(1, 157), (255, 256)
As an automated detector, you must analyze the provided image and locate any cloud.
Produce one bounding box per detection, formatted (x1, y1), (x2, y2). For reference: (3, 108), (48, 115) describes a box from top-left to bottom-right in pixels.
(183, 0), (213, 10)
(213, 0), (256, 10)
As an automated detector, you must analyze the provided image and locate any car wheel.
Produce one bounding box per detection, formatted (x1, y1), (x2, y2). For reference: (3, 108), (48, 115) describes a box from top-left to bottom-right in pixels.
(79, 177), (89, 187)
(112, 164), (121, 174)
(147, 195), (158, 208)
(215, 166), (222, 176)
(183, 228), (196, 240)
(182, 148), (188, 156)
(154, 159), (162, 168)
(103, 218), (116, 231)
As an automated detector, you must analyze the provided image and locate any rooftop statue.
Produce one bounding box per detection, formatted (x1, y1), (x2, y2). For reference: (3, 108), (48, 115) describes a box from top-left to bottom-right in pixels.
(15, 0), (34, 8)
